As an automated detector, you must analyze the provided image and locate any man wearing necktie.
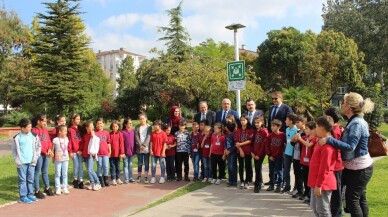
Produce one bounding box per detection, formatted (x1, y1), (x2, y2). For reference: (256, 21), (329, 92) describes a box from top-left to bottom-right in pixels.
(243, 99), (264, 128)
(215, 98), (240, 126)
(194, 101), (216, 128)
(267, 91), (292, 133)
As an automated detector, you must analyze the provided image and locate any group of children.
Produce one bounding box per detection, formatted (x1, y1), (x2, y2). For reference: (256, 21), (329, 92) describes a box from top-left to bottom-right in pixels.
(12, 110), (343, 216)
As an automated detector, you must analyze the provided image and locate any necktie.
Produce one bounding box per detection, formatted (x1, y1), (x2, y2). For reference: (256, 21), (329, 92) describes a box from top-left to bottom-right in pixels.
(201, 113), (206, 121)
(222, 111), (227, 122)
(248, 112), (253, 124)
(271, 107), (278, 120)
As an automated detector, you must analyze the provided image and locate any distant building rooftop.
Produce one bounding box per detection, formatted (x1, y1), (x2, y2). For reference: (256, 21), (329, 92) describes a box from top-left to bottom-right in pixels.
(96, 47), (146, 58)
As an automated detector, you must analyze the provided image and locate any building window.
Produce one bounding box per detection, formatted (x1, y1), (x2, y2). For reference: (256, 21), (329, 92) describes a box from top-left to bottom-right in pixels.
(337, 87), (346, 95)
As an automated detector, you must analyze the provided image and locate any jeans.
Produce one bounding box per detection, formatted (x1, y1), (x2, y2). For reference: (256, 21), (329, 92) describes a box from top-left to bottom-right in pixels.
(175, 152), (189, 179)
(343, 165), (373, 217)
(254, 157), (264, 187)
(123, 155), (134, 181)
(137, 153), (150, 174)
(283, 154), (293, 190)
(311, 190), (332, 217)
(97, 156), (109, 176)
(17, 164), (35, 200)
(191, 152), (201, 178)
(269, 157), (283, 187)
(202, 156), (212, 179)
(151, 156), (166, 178)
(87, 157), (99, 184)
(301, 165), (310, 197)
(109, 157), (121, 180)
(211, 154), (225, 179)
(227, 153), (237, 185)
(331, 170), (343, 217)
(238, 155), (253, 183)
(166, 155), (175, 179)
(293, 159), (303, 193)
(72, 154), (83, 180)
(34, 155), (50, 190)
(55, 161), (69, 189)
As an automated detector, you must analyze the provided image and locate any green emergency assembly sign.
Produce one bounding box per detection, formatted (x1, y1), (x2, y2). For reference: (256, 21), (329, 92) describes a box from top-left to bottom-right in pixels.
(227, 61), (245, 81)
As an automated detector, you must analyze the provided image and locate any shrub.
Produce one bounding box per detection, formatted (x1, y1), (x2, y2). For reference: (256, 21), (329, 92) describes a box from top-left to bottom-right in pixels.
(3, 111), (33, 126)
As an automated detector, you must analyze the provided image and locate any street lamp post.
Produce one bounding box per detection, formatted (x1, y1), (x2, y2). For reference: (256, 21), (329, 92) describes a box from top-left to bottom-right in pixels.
(225, 23), (245, 117)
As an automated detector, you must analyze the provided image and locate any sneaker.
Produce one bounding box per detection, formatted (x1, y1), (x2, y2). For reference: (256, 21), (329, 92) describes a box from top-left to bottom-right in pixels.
(292, 192), (302, 198)
(150, 177), (156, 184)
(244, 182), (250, 189)
(266, 186), (274, 191)
(208, 178), (213, 183)
(34, 190), (45, 199)
(136, 176), (141, 183)
(274, 187), (281, 193)
(281, 187), (290, 194)
(129, 179), (136, 183)
(261, 183), (265, 189)
(112, 179), (117, 186)
(55, 188), (61, 195)
(290, 188), (298, 195)
(184, 177), (190, 182)
(299, 195), (307, 200)
(144, 177), (149, 184)
(176, 177), (182, 181)
(254, 186), (260, 193)
(264, 181), (271, 186)
(78, 181), (84, 189)
(27, 196), (38, 202)
(19, 197), (32, 204)
(63, 188), (70, 195)
(124, 180), (129, 184)
(72, 180), (79, 189)
(44, 187), (55, 196)
(211, 179), (216, 184)
(240, 182), (245, 189)
(117, 179), (123, 185)
(215, 179), (221, 185)
(159, 177), (165, 184)
(303, 198), (310, 204)
(93, 184), (101, 191)
(87, 184), (94, 190)
(202, 178), (208, 182)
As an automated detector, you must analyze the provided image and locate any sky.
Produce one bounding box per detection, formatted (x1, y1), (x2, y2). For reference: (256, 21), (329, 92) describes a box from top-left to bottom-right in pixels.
(5, 0), (327, 57)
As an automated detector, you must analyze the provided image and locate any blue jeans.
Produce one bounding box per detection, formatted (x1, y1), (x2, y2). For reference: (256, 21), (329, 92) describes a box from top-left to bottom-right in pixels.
(109, 157), (121, 179)
(269, 157), (283, 187)
(123, 155), (134, 181)
(202, 156), (212, 179)
(227, 153), (237, 185)
(191, 152), (201, 178)
(72, 154), (83, 180)
(97, 156), (109, 176)
(151, 156), (166, 178)
(165, 155), (175, 179)
(137, 153), (150, 174)
(17, 164), (35, 200)
(34, 155), (50, 190)
(87, 157), (99, 184)
(283, 154), (293, 190)
(55, 161), (69, 189)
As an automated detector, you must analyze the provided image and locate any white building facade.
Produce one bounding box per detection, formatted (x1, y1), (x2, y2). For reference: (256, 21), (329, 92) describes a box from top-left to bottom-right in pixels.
(96, 48), (146, 96)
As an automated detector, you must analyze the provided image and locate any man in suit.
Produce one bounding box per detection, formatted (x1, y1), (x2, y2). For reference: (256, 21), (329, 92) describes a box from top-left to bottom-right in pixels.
(194, 101), (216, 127)
(267, 91), (293, 133)
(243, 99), (264, 127)
(215, 98), (240, 125)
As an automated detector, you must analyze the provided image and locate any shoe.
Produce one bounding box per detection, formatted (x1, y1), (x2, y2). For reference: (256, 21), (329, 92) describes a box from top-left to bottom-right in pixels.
(99, 177), (105, 187)
(93, 184), (102, 191)
(112, 179), (117, 186)
(55, 188), (61, 195)
(27, 196), (38, 202)
(303, 198), (310, 204)
(274, 187), (281, 193)
(129, 179), (136, 183)
(150, 177), (156, 184)
(281, 187), (290, 194)
(87, 184), (94, 190)
(44, 187), (54, 196)
(63, 188), (70, 195)
(292, 193), (302, 198)
(124, 180), (129, 184)
(290, 188), (298, 195)
(104, 176), (110, 187)
(261, 183), (265, 188)
(211, 179), (216, 184)
(19, 197), (32, 204)
(240, 182), (245, 189)
(117, 179), (123, 185)
(184, 177), (190, 182)
(202, 178), (208, 182)
(208, 178), (213, 183)
(136, 176), (141, 183)
(254, 186), (260, 193)
(159, 177), (165, 184)
(300, 195), (307, 200)
(264, 181), (271, 186)
(266, 186), (274, 191)
(72, 180), (79, 189)
(34, 190), (45, 199)
(144, 177), (149, 184)
(78, 181), (84, 189)
(215, 179), (221, 185)
(176, 177), (182, 181)
(244, 182), (250, 189)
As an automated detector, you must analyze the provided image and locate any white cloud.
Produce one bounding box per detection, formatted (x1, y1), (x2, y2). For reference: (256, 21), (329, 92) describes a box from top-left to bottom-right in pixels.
(100, 13), (141, 31)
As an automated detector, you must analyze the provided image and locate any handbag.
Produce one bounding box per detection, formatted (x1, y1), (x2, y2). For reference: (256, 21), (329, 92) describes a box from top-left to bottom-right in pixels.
(368, 130), (388, 157)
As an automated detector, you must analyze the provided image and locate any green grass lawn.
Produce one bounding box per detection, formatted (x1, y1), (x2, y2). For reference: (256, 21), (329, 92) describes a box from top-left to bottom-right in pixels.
(367, 156), (388, 216)
(378, 123), (388, 137)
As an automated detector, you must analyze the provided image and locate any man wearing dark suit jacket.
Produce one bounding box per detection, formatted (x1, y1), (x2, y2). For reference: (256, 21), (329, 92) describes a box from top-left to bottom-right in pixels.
(194, 101), (216, 127)
(267, 91), (293, 133)
(215, 98), (240, 125)
(243, 99), (264, 127)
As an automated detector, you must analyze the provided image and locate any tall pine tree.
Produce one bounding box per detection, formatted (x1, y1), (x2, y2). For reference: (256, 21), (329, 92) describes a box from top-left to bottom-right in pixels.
(117, 56), (137, 96)
(31, 0), (90, 114)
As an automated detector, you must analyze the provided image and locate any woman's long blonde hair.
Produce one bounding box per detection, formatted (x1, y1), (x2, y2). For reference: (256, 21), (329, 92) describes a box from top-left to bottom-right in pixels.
(344, 92), (374, 115)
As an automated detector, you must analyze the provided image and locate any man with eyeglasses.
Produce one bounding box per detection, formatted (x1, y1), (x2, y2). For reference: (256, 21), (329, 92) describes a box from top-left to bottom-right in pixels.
(267, 91), (292, 133)
(194, 101), (216, 128)
(215, 98), (240, 125)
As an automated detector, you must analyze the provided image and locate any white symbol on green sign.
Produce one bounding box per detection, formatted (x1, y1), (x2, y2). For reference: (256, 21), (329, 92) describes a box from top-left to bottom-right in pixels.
(227, 61), (245, 81)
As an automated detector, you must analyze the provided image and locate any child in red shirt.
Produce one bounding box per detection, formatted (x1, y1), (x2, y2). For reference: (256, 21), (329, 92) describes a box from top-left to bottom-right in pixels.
(164, 125), (176, 181)
(95, 118), (111, 187)
(201, 126), (212, 182)
(251, 116), (268, 193)
(190, 122), (202, 181)
(68, 114), (84, 189)
(150, 120), (167, 184)
(210, 123), (225, 185)
(109, 120), (125, 185)
(308, 117), (337, 216)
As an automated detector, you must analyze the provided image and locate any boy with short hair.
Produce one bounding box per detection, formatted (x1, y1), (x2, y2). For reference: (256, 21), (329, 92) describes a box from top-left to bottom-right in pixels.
(12, 118), (41, 204)
(174, 120), (191, 181)
(291, 115), (307, 198)
(223, 122), (237, 187)
(282, 113), (298, 193)
(309, 117), (337, 216)
(150, 120), (167, 184)
(266, 119), (286, 192)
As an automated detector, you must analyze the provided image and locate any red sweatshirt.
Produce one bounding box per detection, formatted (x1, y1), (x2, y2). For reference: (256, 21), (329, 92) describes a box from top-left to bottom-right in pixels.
(266, 132), (286, 158)
(332, 124), (344, 171)
(165, 134), (176, 157)
(202, 136), (211, 158)
(252, 128), (269, 158)
(80, 133), (92, 158)
(151, 130), (167, 157)
(300, 136), (316, 166)
(68, 126), (82, 154)
(234, 128), (253, 155)
(210, 134), (225, 155)
(32, 127), (52, 155)
(308, 143), (337, 190)
(110, 131), (124, 157)
(190, 132), (202, 153)
(95, 130), (110, 157)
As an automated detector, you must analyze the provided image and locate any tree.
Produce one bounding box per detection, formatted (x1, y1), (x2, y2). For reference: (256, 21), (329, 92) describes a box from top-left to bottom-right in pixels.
(31, 0), (91, 115)
(116, 56), (136, 96)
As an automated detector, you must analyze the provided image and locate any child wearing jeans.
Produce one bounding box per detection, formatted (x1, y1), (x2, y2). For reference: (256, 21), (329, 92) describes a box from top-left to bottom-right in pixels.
(12, 118), (41, 204)
(223, 122), (237, 187)
(52, 125), (70, 195)
(309, 117), (337, 216)
(135, 113), (152, 183)
(150, 120), (167, 184)
(201, 126), (212, 182)
(68, 114), (84, 189)
(190, 122), (202, 181)
(95, 118), (111, 187)
(122, 118), (136, 183)
(109, 120), (125, 185)
(210, 123), (225, 185)
(164, 125), (176, 181)
(283, 113), (298, 194)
